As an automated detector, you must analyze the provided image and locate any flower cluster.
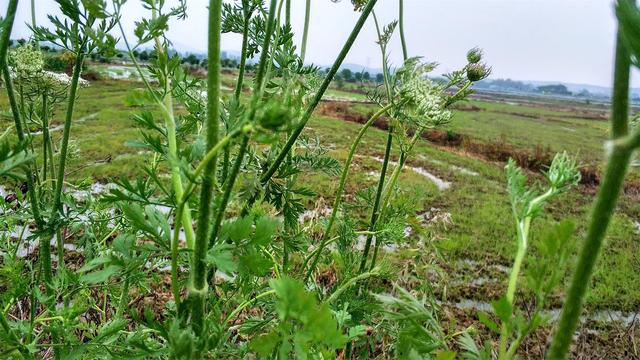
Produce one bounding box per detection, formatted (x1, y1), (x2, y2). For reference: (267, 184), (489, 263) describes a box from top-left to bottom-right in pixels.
(396, 57), (452, 128)
(9, 44), (44, 80)
(8, 44), (89, 95)
(41, 70), (90, 88)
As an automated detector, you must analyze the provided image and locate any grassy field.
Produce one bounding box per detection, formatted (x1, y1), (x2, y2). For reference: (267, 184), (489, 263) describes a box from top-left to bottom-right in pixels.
(2, 76), (639, 317)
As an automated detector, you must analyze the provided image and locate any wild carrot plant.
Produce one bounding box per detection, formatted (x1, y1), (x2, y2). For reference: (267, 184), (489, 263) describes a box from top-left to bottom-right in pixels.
(6, 0), (631, 358)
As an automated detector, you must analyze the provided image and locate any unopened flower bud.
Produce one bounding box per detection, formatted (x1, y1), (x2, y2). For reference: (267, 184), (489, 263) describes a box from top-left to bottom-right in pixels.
(466, 63), (491, 82)
(466, 47), (483, 64)
(259, 102), (291, 130)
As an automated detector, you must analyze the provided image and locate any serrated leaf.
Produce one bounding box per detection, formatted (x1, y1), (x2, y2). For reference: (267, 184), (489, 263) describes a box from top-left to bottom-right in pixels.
(206, 243), (237, 274)
(227, 216), (253, 242)
(253, 216), (280, 246)
(478, 312), (499, 333)
(81, 265), (122, 284)
(491, 297), (513, 324)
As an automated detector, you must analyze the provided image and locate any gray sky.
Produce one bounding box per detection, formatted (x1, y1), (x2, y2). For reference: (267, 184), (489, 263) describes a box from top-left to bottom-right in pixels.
(9, 0), (635, 87)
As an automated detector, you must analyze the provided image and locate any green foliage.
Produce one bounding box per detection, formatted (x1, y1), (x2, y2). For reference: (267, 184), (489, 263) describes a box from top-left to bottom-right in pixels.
(375, 286), (447, 358)
(250, 276), (347, 358)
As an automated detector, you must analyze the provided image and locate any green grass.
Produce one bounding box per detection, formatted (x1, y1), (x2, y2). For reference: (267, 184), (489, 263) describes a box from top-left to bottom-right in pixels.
(2, 79), (639, 311)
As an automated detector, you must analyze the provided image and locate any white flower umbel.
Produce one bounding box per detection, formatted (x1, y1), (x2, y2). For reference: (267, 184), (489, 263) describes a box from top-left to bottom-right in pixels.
(41, 71), (89, 88)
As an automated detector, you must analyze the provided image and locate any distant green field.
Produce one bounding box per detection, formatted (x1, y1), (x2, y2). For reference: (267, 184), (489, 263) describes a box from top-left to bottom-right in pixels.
(1, 78), (638, 311)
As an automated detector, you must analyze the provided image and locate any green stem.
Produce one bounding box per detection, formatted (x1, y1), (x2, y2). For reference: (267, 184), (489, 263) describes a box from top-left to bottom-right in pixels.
(233, 15), (250, 102)
(360, 12), (396, 273)
(41, 109), (47, 184)
(208, 135), (249, 248)
(52, 52), (84, 213)
(255, 0), (379, 192)
(398, 0), (408, 60)
(171, 206), (183, 309)
(188, 0), (223, 338)
(115, 276), (130, 319)
(224, 289), (275, 324)
(51, 51), (86, 277)
(115, 2), (197, 252)
(30, 0), (36, 28)
(547, 22), (633, 358)
(300, 0), (311, 63)
(327, 268), (380, 304)
(304, 103), (394, 282)
(285, 0), (291, 25)
(359, 127), (392, 273)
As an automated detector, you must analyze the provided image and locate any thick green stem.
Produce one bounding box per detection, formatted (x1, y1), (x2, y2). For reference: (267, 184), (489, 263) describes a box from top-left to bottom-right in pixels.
(52, 52), (84, 214)
(42, 94), (56, 192)
(547, 23), (633, 358)
(300, 0), (311, 63)
(42, 94), (48, 182)
(51, 51), (86, 276)
(304, 103), (394, 282)
(188, 0), (223, 337)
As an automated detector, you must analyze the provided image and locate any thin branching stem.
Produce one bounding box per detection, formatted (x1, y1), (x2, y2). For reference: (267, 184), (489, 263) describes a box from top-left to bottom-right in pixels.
(300, 0), (311, 63)
(305, 102), (396, 282)
(254, 0), (379, 196)
(208, 136), (249, 248)
(399, 0), (408, 60)
(360, 11), (397, 272)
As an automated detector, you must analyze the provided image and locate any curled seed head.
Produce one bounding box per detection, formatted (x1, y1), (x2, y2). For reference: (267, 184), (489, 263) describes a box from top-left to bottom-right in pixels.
(259, 102), (291, 130)
(466, 63), (492, 82)
(466, 47), (483, 64)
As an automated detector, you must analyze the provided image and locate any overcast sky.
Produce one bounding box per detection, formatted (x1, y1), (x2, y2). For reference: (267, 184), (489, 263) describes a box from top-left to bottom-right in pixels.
(9, 0), (636, 87)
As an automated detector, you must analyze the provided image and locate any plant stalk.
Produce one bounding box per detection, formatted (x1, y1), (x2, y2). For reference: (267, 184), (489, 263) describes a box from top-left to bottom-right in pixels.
(547, 23), (633, 358)
(255, 0), (379, 195)
(300, 0), (311, 63)
(208, 136), (249, 248)
(305, 102), (395, 282)
(399, 0), (408, 60)
(188, 0), (223, 338)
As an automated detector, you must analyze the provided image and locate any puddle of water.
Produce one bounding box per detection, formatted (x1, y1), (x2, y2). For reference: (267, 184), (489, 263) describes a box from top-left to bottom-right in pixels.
(32, 113), (98, 135)
(440, 298), (639, 327)
(418, 207), (452, 228)
(419, 155), (480, 177)
(298, 207), (333, 224)
(354, 235), (399, 253)
(11, 233), (78, 258)
(70, 182), (118, 201)
(372, 156), (451, 191)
